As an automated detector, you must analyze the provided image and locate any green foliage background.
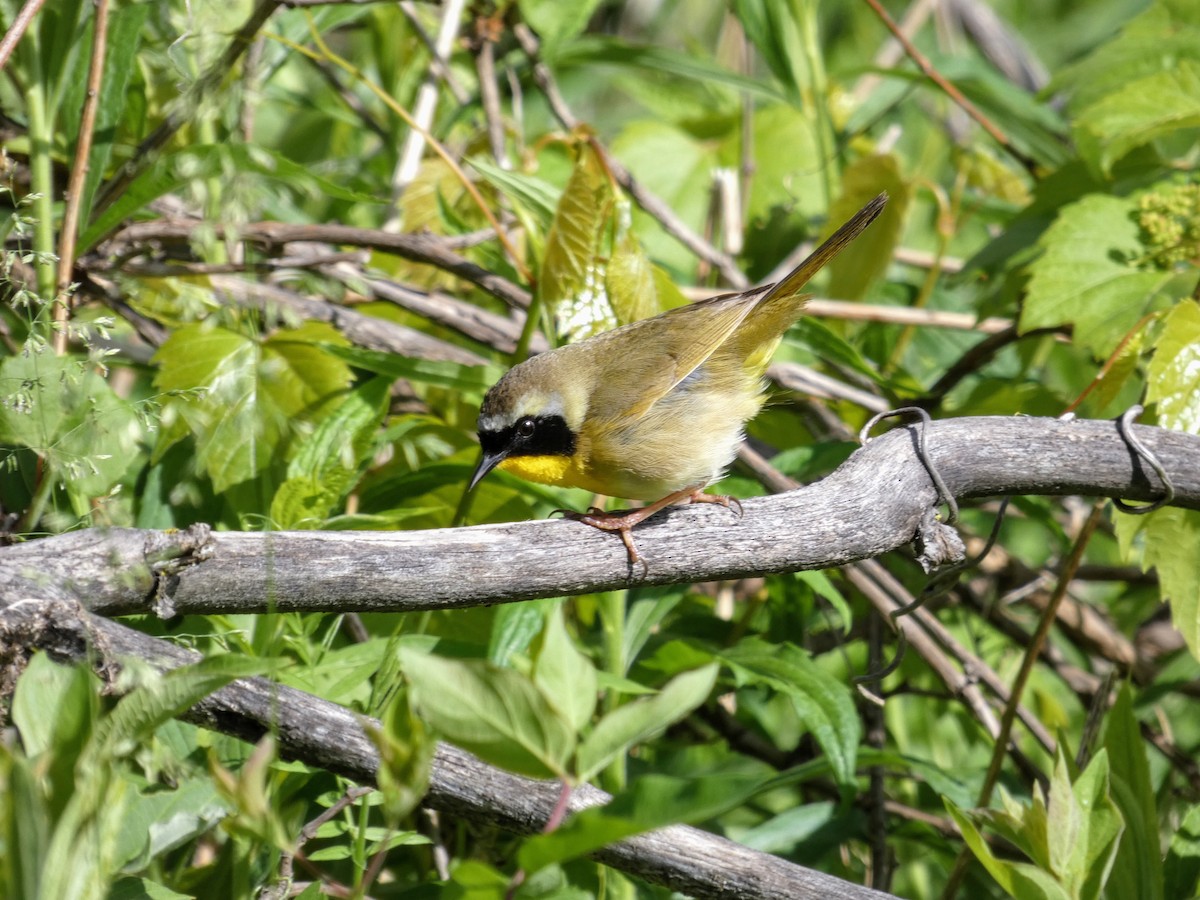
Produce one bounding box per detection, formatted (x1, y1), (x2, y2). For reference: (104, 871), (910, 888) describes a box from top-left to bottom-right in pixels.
(1, 0), (1199, 898)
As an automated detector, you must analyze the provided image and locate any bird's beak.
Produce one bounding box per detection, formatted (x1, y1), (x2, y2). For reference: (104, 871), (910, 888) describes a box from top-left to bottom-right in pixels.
(468, 448), (508, 491)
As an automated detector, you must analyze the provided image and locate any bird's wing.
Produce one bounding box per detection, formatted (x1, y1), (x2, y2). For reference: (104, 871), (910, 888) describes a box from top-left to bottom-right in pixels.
(589, 193), (889, 425)
(587, 289), (763, 423)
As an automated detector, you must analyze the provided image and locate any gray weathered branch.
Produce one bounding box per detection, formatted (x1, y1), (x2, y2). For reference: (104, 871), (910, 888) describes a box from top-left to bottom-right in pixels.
(4, 417), (1195, 619)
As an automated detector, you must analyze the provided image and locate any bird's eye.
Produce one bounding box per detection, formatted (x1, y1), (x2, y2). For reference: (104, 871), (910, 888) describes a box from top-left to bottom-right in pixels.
(517, 417), (536, 437)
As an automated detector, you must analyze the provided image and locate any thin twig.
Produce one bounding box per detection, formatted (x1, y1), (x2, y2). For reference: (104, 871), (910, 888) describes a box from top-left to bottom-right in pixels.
(53, 0), (110, 355)
(387, 0), (468, 214)
(474, 22), (511, 169)
(398, 0), (470, 103)
(0, 0), (47, 74)
(861, 0), (1039, 175)
(95, 218), (532, 308)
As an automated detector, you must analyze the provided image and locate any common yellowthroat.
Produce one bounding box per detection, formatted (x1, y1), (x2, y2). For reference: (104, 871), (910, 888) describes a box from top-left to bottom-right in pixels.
(470, 193), (887, 563)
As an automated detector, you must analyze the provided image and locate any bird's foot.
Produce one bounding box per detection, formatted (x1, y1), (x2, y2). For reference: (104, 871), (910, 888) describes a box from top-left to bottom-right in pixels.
(684, 490), (743, 518)
(557, 486), (741, 570)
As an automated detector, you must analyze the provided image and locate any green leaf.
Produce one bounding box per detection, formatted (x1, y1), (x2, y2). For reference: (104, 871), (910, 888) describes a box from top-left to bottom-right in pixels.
(90, 656), (268, 759)
(1115, 301), (1200, 659)
(518, 0), (606, 56)
(1021, 194), (1173, 357)
(947, 801), (1073, 900)
(1052, 1), (1200, 114)
(1164, 804), (1200, 900)
(731, 0), (807, 101)
(1103, 683), (1163, 900)
(370, 686), (434, 823)
(322, 344), (504, 393)
(532, 605), (598, 734)
(0, 352), (74, 450)
(575, 664), (717, 782)
(1115, 506), (1200, 663)
(113, 779), (227, 871)
(468, 156), (560, 224)
(1076, 60), (1200, 175)
(720, 639), (860, 788)
(153, 321), (352, 492)
(78, 3), (150, 219)
(540, 141), (615, 340)
(1050, 749), (1124, 900)
(824, 155), (912, 300)
(796, 570), (852, 635)
(519, 769), (768, 873)
(13, 655), (97, 819)
(604, 205), (689, 327)
(489, 598), (555, 665)
(556, 37), (787, 104)
(270, 375), (389, 528)
(1148, 300), (1200, 434)
(399, 647), (575, 779)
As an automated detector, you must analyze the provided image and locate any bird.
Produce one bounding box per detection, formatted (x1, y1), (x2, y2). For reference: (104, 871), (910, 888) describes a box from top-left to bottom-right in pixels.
(469, 193), (887, 565)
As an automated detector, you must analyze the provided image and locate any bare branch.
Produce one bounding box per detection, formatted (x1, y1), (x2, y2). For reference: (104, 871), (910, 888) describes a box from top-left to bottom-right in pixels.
(5, 417), (1196, 619)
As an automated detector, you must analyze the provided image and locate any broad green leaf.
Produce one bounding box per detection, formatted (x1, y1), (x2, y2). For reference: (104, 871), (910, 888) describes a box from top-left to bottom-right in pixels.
(605, 204), (687, 325)
(1076, 60), (1200, 175)
(540, 141), (614, 341)
(114, 780), (227, 871)
(824, 155), (912, 301)
(532, 605), (598, 734)
(1021, 194), (1173, 357)
(270, 375), (389, 528)
(1053, 0), (1200, 114)
(720, 639), (860, 788)
(1050, 749), (1124, 900)
(445, 859), (509, 898)
(370, 686), (434, 823)
(1116, 301), (1200, 660)
(788, 318), (887, 386)
(1115, 506), (1200, 662)
(153, 321), (352, 492)
(1148, 300), (1200, 434)
(519, 769), (768, 873)
(468, 156), (560, 224)
(12, 655), (97, 820)
(90, 656), (268, 759)
(575, 664), (717, 782)
(322, 344), (504, 394)
(1103, 684), (1163, 900)
(400, 647), (575, 780)
(0, 352), (74, 449)
(734, 801), (837, 854)
(1164, 804), (1200, 900)
(489, 598), (555, 665)
(12, 652), (96, 760)
(518, 0), (605, 56)
(947, 802), (1073, 900)
(3, 752), (49, 900)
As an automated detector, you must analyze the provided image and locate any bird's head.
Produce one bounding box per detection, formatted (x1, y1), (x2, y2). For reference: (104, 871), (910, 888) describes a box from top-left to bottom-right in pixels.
(470, 359), (584, 490)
